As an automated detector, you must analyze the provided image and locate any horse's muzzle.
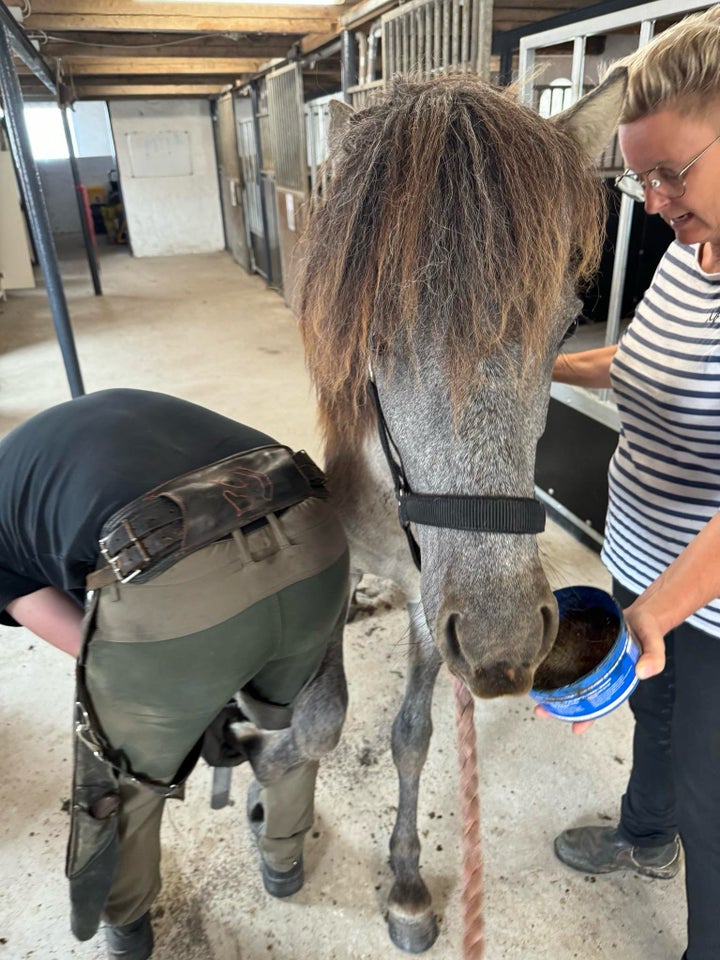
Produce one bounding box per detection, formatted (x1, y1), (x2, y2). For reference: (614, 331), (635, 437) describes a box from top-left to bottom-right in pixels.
(439, 601), (558, 698)
(463, 661), (536, 698)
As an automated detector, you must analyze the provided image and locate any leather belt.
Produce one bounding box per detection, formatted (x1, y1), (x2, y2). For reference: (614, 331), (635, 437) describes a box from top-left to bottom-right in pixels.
(86, 445), (327, 590)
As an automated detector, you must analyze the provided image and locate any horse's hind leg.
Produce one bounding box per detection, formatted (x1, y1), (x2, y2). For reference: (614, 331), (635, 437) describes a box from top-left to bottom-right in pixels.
(387, 600), (442, 953)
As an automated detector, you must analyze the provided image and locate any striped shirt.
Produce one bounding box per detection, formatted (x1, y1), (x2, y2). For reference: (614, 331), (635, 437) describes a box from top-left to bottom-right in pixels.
(602, 241), (720, 639)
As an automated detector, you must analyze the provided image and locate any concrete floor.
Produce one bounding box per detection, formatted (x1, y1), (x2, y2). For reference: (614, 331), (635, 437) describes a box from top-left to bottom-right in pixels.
(0, 246), (686, 960)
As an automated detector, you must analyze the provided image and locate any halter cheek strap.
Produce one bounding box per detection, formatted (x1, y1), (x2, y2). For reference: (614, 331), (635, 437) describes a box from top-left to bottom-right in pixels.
(366, 372), (546, 572)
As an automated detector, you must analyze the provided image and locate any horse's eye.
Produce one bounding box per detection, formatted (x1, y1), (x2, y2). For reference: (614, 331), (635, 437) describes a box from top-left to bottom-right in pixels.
(560, 317), (578, 345)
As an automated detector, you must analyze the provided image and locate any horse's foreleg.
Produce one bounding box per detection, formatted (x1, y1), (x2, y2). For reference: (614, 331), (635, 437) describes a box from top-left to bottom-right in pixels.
(387, 601), (442, 954)
(232, 617), (348, 785)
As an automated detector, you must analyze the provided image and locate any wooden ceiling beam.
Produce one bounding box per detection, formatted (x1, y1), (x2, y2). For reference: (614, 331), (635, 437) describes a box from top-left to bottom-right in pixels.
(26, 14), (338, 34)
(70, 83), (227, 97)
(52, 56), (265, 75)
(24, 1), (341, 35)
(27, 0), (344, 13)
(299, 31), (339, 53)
(36, 39), (296, 60)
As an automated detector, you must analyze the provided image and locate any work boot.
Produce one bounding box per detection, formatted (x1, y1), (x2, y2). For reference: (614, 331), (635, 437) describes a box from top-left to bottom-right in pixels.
(247, 779), (305, 898)
(554, 826), (681, 879)
(105, 911), (153, 960)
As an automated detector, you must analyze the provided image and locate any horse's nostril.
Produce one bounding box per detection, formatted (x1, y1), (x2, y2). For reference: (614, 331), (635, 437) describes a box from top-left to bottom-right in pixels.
(444, 612), (472, 677)
(541, 600), (560, 644)
(445, 612), (461, 661)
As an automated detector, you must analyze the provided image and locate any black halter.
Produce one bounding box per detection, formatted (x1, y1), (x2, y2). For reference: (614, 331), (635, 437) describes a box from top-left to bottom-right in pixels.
(367, 372), (546, 571)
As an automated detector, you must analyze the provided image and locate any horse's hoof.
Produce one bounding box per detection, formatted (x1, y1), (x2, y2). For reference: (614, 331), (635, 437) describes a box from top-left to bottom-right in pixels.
(387, 910), (439, 954)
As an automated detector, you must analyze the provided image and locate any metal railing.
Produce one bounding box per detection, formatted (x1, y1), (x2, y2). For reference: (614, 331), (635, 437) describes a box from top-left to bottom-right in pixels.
(266, 63), (307, 194)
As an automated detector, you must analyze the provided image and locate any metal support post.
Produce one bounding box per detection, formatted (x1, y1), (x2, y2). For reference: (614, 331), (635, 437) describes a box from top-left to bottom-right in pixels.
(341, 30), (358, 104)
(496, 43), (513, 86)
(0, 0), (55, 92)
(61, 106), (102, 297)
(0, 25), (85, 397)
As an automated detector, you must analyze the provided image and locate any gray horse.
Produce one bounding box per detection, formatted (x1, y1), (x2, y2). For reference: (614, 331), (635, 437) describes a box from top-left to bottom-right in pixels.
(237, 71), (626, 953)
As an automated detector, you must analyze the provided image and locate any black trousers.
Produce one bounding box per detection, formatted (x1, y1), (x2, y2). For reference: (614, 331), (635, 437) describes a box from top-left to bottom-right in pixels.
(613, 580), (720, 960)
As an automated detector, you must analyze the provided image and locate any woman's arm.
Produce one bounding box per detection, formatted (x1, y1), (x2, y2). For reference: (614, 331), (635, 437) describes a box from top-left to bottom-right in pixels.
(624, 510), (720, 680)
(6, 587), (84, 658)
(553, 344), (618, 388)
(537, 510), (720, 734)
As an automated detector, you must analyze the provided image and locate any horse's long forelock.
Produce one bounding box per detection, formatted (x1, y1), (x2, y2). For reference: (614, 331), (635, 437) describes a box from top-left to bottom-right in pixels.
(298, 76), (605, 452)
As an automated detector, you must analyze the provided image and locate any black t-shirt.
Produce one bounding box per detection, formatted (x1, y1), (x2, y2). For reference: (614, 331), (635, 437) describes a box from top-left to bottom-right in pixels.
(0, 389), (276, 624)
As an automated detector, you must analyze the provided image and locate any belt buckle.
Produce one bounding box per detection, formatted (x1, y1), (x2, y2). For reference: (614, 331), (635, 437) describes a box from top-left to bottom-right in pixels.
(99, 519), (149, 584)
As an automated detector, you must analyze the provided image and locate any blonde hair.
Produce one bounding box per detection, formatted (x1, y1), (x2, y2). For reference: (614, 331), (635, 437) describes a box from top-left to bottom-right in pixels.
(619, 4), (720, 122)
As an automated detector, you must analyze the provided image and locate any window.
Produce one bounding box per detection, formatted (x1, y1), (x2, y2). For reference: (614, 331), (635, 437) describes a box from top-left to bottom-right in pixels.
(23, 101), (114, 161)
(23, 103), (69, 161)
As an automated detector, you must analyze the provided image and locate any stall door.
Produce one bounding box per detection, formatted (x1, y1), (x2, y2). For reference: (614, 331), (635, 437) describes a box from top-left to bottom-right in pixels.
(215, 92), (249, 270)
(266, 62), (308, 312)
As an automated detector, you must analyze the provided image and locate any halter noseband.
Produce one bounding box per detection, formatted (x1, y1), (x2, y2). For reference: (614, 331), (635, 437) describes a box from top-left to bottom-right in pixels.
(367, 371), (546, 571)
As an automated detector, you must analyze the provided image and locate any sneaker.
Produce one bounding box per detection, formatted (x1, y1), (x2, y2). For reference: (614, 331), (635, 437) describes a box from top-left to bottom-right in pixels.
(554, 826), (681, 880)
(246, 779), (305, 898)
(105, 911), (153, 960)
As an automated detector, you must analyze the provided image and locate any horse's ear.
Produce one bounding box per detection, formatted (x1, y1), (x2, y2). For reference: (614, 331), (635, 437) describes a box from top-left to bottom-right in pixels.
(328, 98), (355, 145)
(552, 66), (627, 159)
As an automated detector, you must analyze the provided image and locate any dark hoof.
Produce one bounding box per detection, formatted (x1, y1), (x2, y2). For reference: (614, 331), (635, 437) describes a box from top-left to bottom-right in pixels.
(262, 855), (304, 898)
(387, 910), (439, 953)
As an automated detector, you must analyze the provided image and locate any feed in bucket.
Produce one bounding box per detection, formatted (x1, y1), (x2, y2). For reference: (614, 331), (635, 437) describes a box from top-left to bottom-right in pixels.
(529, 585), (640, 722)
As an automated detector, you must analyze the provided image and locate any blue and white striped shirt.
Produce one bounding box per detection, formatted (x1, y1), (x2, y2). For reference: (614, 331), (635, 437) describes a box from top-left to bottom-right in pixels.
(602, 241), (720, 639)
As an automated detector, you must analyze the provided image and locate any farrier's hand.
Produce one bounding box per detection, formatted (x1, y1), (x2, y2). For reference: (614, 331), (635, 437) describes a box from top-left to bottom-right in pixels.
(622, 603), (666, 680)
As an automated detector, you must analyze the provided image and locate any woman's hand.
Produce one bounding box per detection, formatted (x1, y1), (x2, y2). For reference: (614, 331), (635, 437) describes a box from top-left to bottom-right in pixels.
(533, 703), (595, 736)
(532, 603), (666, 735)
(623, 604), (666, 679)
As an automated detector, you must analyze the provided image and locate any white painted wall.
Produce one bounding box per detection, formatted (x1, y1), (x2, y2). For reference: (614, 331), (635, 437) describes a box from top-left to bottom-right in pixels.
(109, 99), (224, 258)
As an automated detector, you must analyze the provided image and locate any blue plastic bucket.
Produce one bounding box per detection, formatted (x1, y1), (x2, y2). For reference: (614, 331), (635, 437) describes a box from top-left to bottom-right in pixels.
(529, 585), (640, 722)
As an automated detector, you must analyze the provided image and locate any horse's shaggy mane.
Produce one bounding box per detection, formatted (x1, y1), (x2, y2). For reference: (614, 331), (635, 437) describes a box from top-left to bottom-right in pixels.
(298, 75), (605, 451)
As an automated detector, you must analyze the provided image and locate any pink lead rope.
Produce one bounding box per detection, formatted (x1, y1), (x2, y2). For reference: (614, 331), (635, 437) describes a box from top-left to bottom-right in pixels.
(453, 673), (485, 959)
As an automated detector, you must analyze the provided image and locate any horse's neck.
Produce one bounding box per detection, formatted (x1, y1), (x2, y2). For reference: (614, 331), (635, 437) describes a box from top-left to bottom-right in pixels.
(325, 433), (421, 603)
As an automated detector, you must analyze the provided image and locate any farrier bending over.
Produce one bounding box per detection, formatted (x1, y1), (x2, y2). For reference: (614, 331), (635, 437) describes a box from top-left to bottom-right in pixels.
(0, 388), (350, 960)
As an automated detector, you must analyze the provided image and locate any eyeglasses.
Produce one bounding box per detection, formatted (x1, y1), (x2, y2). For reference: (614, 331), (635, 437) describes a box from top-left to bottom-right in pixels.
(614, 133), (720, 203)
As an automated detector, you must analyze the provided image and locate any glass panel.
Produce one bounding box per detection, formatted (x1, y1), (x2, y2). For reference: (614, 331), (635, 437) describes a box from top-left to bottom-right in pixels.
(23, 103), (68, 161)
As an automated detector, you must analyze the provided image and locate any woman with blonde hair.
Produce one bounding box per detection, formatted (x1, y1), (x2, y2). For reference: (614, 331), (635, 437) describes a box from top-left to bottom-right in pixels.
(545, 7), (720, 959)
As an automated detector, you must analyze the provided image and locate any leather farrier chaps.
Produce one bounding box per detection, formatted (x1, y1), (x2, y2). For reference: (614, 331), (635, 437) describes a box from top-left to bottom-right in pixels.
(66, 445), (328, 941)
